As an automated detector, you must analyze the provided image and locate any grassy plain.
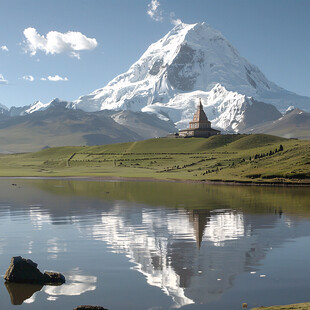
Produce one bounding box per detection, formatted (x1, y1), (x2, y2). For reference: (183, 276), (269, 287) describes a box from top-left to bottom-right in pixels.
(0, 134), (309, 184)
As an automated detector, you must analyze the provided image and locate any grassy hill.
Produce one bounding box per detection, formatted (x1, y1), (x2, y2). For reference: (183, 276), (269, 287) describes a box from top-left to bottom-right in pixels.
(0, 134), (309, 184)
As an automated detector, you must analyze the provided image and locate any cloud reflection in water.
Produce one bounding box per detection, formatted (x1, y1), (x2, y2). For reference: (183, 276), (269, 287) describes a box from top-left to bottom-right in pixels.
(4, 268), (97, 305)
(43, 268), (97, 298)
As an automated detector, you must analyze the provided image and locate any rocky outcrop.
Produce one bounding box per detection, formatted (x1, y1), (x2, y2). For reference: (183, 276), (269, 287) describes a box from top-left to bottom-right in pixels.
(4, 256), (65, 285)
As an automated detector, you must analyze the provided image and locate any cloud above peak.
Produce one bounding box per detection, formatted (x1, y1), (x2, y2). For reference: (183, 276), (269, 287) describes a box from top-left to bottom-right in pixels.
(147, 0), (163, 22)
(147, 0), (183, 25)
(23, 27), (98, 59)
(170, 12), (183, 26)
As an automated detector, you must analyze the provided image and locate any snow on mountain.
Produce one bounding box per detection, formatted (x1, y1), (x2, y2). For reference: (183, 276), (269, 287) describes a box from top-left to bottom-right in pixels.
(6, 98), (71, 117)
(25, 100), (49, 114)
(70, 22), (309, 132)
(9, 22), (308, 134)
(142, 83), (281, 132)
(141, 84), (248, 131)
(25, 98), (71, 114)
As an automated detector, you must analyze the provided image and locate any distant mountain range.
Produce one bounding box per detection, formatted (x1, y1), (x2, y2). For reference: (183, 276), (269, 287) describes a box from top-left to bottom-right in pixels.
(0, 99), (175, 153)
(244, 108), (310, 139)
(0, 99), (308, 153)
(1, 22), (309, 152)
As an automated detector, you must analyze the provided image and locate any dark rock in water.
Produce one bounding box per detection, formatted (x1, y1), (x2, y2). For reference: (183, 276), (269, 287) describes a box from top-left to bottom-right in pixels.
(4, 256), (45, 283)
(43, 271), (65, 284)
(74, 306), (108, 310)
(5, 282), (43, 305)
(4, 256), (65, 284)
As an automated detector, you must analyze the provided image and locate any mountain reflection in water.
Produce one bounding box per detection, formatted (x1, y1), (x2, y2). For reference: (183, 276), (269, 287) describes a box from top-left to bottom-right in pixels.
(80, 205), (301, 308)
(0, 179), (309, 310)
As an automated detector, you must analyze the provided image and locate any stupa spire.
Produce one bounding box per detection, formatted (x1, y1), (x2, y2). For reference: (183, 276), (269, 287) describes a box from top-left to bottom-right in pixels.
(178, 98), (221, 138)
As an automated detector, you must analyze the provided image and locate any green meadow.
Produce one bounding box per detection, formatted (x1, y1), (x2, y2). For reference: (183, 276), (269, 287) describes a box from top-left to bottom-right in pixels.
(0, 134), (309, 184)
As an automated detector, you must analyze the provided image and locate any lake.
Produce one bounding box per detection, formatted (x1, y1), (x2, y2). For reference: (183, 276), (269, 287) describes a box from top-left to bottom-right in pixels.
(0, 178), (309, 310)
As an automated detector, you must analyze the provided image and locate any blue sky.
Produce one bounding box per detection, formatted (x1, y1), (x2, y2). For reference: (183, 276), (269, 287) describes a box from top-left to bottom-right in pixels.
(0, 0), (309, 108)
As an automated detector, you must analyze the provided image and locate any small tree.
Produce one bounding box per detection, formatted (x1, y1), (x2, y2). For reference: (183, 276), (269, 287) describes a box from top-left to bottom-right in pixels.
(279, 144), (284, 152)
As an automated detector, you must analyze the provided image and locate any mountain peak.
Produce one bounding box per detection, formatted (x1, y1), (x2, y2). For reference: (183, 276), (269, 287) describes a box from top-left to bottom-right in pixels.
(24, 98), (70, 114)
(164, 22), (229, 50)
(72, 21), (310, 130)
(25, 100), (46, 114)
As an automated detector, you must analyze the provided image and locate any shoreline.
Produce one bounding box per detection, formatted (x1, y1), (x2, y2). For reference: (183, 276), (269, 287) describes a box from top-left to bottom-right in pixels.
(0, 175), (309, 187)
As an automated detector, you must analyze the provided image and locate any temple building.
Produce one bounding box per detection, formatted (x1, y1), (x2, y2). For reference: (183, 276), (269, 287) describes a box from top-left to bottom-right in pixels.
(178, 99), (220, 137)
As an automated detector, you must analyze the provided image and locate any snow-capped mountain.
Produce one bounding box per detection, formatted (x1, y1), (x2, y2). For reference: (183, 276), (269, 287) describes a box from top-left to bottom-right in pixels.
(25, 100), (50, 114)
(8, 98), (71, 116)
(70, 22), (310, 131)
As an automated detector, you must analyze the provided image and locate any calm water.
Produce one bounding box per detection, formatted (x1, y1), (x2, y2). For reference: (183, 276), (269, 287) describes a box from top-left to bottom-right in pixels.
(0, 179), (310, 310)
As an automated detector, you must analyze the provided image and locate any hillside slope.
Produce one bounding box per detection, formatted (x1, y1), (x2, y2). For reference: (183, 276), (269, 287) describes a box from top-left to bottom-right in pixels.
(244, 108), (310, 139)
(1, 134), (309, 184)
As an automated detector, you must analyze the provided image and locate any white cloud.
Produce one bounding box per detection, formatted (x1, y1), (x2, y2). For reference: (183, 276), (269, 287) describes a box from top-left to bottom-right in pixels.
(22, 75), (34, 82)
(147, 2), (183, 26)
(147, 0), (163, 22)
(170, 12), (183, 26)
(0, 74), (8, 84)
(1, 45), (8, 52)
(41, 75), (68, 82)
(23, 27), (98, 59)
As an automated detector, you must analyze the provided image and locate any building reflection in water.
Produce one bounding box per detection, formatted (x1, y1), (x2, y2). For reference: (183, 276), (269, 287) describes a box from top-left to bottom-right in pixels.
(77, 205), (252, 307)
